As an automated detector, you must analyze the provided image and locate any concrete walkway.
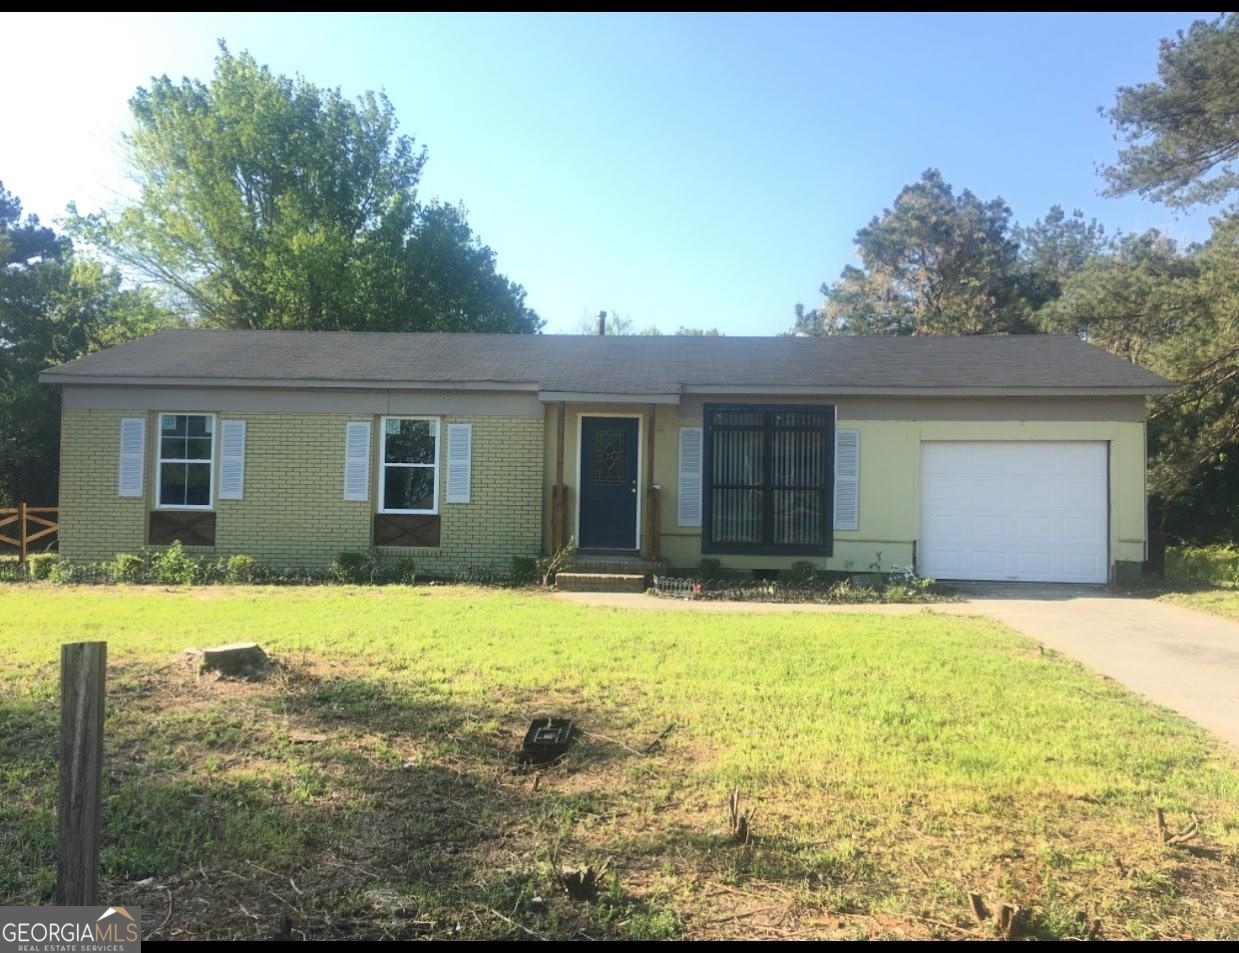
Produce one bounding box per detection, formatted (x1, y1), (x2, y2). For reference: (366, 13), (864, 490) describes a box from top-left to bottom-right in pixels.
(553, 586), (1239, 749)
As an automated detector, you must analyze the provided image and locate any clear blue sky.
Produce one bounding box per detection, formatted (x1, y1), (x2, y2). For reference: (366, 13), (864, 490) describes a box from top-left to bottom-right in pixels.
(0, 12), (1220, 336)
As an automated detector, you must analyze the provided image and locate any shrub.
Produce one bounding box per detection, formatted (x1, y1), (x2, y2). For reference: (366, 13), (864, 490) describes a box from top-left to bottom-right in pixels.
(447, 564), (501, 584)
(27, 553), (58, 580)
(882, 565), (934, 602)
(699, 557), (724, 581)
(254, 565), (331, 586)
(1166, 544), (1239, 586)
(108, 553), (146, 584)
(49, 560), (82, 584)
(785, 560), (817, 585)
(331, 550), (375, 584)
(224, 554), (257, 584)
(0, 556), (21, 582)
(150, 541), (199, 585)
(384, 557), (417, 584)
(510, 555), (540, 585)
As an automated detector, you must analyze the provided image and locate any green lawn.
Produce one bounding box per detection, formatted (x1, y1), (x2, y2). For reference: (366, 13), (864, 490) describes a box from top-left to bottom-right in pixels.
(1163, 589), (1239, 622)
(3, 585), (1238, 940)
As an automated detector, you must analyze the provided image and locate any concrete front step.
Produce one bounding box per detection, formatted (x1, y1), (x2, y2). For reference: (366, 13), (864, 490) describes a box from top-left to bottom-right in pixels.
(573, 559), (666, 576)
(555, 572), (647, 593)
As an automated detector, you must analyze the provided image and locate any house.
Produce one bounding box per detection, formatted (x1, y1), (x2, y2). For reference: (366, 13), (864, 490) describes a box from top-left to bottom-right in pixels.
(39, 330), (1172, 584)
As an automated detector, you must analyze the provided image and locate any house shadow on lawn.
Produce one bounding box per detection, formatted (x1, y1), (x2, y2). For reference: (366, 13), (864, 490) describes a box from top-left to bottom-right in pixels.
(0, 696), (61, 904)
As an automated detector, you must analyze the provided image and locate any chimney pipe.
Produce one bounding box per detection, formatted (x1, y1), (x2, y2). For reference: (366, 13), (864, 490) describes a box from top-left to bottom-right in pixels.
(597, 310), (607, 336)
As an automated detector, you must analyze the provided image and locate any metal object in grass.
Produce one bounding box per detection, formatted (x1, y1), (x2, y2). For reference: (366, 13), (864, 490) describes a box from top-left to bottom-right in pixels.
(514, 717), (574, 765)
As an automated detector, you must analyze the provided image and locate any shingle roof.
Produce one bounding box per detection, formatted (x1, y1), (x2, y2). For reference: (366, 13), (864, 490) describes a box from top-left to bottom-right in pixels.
(39, 329), (1173, 396)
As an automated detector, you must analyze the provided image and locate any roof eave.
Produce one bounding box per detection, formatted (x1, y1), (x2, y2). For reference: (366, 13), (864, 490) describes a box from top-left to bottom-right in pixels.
(680, 384), (1174, 398)
(38, 373), (542, 393)
(38, 374), (1174, 399)
(537, 390), (681, 404)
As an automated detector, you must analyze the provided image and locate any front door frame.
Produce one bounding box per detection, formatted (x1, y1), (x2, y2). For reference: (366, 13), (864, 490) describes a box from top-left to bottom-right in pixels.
(575, 412), (643, 552)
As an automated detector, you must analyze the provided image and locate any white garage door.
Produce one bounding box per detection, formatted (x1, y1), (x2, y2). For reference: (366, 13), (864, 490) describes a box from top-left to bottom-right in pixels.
(920, 442), (1108, 584)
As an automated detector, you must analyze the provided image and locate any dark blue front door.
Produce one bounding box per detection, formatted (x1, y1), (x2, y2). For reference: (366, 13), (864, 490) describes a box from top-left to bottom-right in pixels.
(579, 417), (639, 550)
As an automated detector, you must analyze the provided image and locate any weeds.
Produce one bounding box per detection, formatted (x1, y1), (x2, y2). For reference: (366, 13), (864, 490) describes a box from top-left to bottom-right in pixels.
(538, 537), (577, 587)
(652, 566), (944, 604)
(1165, 544), (1239, 587)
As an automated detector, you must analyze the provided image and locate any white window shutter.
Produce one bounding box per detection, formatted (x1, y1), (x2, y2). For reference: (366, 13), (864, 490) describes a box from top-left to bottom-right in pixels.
(344, 421), (371, 502)
(218, 419), (247, 500)
(118, 417), (145, 497)
(678, 426), (703, 527)
(445, 423), (472, 503)
(834, 428), (860, 531)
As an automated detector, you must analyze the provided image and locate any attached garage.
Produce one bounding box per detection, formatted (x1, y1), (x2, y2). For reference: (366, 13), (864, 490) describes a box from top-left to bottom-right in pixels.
(919, 441), (1109, 584)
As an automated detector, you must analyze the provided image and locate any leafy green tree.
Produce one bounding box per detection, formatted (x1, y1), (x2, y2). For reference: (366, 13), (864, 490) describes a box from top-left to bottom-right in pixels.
(796, 169), (1029, 336)
(1037, 230), (1199, 365)
(1039, 222), (1239, 537)
(75, 43), (540, 334)
(400, 202), (539, 333)
(1015, 206), (1109, 311)
(2, 182), (176, 505)
(1035, 230), (1202, 508)
(1147, 217), (1239, 506)
(1093, 13), (1239, 540)
(0, 188), (68, 268)
(1102, 14), (1239, 208)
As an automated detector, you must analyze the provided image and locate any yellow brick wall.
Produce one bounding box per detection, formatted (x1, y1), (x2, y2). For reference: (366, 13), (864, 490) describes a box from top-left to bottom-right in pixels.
(58, 409), (544, 573)
(374, 415), (545, 574)
(214, 413), (372, 566)
(58, 410), (148, 560)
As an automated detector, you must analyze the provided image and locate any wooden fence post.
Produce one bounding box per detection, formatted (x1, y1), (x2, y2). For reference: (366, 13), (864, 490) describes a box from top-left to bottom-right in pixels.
(57, 641), (106, 906)
(18, 501), (27, 563)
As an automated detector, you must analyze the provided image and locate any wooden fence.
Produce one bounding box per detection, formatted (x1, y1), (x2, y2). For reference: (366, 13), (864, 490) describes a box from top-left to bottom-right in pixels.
(0, 503), (59, 562)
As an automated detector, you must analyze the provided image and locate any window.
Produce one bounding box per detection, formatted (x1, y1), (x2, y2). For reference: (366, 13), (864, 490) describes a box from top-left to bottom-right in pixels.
(157, 413), (214, 508)
(380, 416), (439, 513)
(701, 404), (834, 555)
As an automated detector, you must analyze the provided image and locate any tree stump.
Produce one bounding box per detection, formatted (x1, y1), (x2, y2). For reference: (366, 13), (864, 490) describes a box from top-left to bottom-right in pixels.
(185, 642), (270, 680)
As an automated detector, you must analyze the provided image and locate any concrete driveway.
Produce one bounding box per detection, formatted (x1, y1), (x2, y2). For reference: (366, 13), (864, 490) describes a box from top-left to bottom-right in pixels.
(554, 585), (1239, 749)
